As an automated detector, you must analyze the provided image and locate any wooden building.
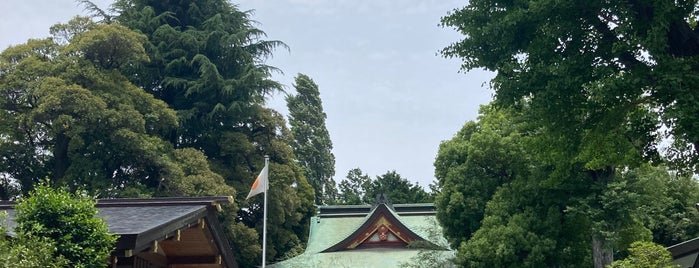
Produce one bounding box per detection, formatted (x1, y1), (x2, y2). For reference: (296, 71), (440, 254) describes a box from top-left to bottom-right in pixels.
(1, 196), (237, 268)
(269, 195), (453, 267)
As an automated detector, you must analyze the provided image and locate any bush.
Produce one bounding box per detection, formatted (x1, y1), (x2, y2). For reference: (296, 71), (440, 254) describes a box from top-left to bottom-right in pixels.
(14, 182), (117, 268)
(608, 241), (678, 268)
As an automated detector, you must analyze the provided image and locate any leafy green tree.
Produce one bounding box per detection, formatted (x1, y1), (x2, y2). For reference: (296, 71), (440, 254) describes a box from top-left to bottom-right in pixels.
(336, 168), (431, 205)
(0, 38), (59, 197)
(364, 170), (432, 204)
(433, 104), (699, 266)
(608, 241), (678, 268)
(0, 1), (313, 266)
(433, 105), (529, 248)
(287, 73), (336, 205)
(440, 1), (695, 166)
(457, 177), (592, 267)
(0, 212), (69, 268)
(228, 107), (315, 264)
(14, 182), (117, 268)
(0, 20), (221, 197)
(337, 168), (371, 205)
(435, 106), (593, 266)
(158, 147), (236, 197)
(438, 1), (699, 266)
(0, 234), (69, 268)
(223, 220), (262, 267)
(626, 165), (699, 247)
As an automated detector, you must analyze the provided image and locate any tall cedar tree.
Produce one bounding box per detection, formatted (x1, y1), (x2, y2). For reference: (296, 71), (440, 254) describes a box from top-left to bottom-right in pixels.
(112, 0), (315, 265)
(441, 1), (699, 267)
(286, 74), (336, 204)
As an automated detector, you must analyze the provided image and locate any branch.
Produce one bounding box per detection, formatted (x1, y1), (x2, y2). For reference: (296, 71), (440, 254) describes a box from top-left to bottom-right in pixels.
(76, 0), (113, 24)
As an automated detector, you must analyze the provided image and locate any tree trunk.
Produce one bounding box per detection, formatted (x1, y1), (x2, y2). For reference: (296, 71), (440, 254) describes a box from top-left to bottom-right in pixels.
(592, 235), (613, 268)
(54, 133), (70, 182)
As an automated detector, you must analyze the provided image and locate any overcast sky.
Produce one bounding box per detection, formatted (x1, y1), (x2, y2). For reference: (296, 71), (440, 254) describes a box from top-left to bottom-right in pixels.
(0, 0), (494, 188)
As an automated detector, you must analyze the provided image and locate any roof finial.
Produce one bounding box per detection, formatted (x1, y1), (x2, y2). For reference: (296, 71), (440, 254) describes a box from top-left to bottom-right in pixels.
(373, 193), (393, 210)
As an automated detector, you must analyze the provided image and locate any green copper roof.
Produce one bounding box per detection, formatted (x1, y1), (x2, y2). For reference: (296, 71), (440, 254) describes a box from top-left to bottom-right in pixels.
(269, 203), (453, 267)
(270, 248), (438, 267)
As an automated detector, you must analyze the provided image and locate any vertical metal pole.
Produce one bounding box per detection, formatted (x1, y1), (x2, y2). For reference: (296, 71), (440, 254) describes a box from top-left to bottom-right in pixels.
(262, 155), (269, 268)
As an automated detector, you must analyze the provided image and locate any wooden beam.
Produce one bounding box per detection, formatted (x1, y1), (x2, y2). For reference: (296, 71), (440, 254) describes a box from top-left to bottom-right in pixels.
(136, 252), (168, 267)
(169, 265), (222, 268)
(200, 220), (219, 256)
(152, 240), (159, 253)
(168, 255), (218, 264)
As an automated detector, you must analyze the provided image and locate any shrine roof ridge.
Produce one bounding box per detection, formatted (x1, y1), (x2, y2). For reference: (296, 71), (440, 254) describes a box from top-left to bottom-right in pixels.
(0, 196), (232, 209)
(319, 203), (435, 218)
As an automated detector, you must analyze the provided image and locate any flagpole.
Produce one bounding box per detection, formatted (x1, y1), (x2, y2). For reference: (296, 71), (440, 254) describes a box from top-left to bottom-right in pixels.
(262, 155), (269, 268)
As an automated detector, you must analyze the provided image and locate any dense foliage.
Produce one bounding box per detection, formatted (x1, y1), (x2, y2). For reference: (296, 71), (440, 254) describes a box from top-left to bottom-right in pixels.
(287, 73), (337, 205)
(336, 168), (432, 205)
(14, 182), (116, 267)
(435, 105), (699, 267)
(0, 212), (69, 268)
(0, 0), (316, 266)
(0, 20), (197, 197)
(112, 0), (314, 265)
(435, 106), (590, 267)
(433, 105), (529, 249)
(336, 168), (372, 205)
(440, 0), (699, 266)
(442, 1), (699, 173)
(608, 241), (677, 268)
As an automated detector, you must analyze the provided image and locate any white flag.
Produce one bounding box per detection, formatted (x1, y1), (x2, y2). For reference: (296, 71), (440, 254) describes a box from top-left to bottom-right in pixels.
(246, 165), (268, 199)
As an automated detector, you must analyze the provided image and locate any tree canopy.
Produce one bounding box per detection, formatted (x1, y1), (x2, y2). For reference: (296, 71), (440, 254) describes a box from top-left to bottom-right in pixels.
(287, 73), (337, 205)
(111, 0), (315, 265)
(433, 105), (530, 249)
(609, 241), (678, 268)
(0, 0), (316, 266)
(441, 0), (699, 266)
(337, 168), (372, 205)
(441, 0), (698, 172)
(0, 20), (195, 197)
(435, 105), (699, 267)
(336, 168), (432, 205)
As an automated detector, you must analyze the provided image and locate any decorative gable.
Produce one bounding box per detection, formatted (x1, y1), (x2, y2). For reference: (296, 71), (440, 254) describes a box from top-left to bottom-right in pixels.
(322, 202), (437, 252)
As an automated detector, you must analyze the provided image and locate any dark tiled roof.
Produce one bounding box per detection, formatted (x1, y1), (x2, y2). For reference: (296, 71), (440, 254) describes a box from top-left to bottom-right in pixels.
(668, 237), (699, 258)
(0, 196), (236, 267)
(99, 205), (204, 235)
(0, 196), (231, 236)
